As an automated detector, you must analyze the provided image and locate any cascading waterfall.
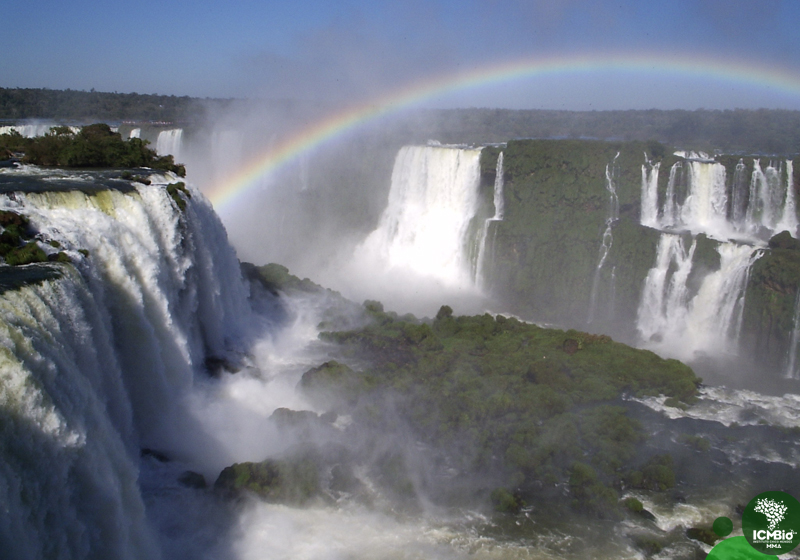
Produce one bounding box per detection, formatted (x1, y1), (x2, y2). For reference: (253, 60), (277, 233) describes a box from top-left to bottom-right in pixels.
(634, 151), (794, 363)
(731, 159), (749, 226)
(587, 153), (620, 324)
(474, 151), (504, 289)
(0, 171), (252, 560)
(777, 160), (798, 235)
(681, 157), (729, 237)
(356, 145), (483, 290)
(637, 234), (697, 345)
(640, 157), (660, 228)
(129, 128), (142, 139)
(661, 161), (683, 228)
(155, 129), (183, 161)
(744, 159), (798, 237)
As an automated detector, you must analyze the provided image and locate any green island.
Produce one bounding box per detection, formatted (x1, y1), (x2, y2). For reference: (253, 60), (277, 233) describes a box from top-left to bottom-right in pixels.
(0, 123), (185, 176)
(215, 265), (701, 524)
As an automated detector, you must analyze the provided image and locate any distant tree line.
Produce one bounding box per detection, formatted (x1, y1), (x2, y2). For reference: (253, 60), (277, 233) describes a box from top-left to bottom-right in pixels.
(0, 88), (228, 123)
(408, 107), (800, 156)
(1, 88), (799, 155)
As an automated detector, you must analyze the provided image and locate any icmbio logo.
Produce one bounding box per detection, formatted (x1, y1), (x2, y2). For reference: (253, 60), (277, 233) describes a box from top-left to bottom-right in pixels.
(743, 491), (800, 555)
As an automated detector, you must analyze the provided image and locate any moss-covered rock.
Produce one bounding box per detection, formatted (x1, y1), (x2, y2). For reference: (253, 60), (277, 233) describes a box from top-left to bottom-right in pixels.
(686, 526), (719, 546)
(298, 360), (369, 410)
(740, 242), (800, 370)
(241, 262), (326, 295)
(214, 455), (321, 504)
(4, 241), (48, 266)
(166, 181), (191, 211)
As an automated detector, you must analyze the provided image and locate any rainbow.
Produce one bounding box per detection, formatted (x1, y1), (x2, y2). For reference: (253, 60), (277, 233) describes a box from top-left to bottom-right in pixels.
(207, 52), (800, 211)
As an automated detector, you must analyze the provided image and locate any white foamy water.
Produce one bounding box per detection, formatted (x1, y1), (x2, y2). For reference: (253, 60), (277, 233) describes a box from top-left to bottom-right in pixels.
(634, 387), (800, 429)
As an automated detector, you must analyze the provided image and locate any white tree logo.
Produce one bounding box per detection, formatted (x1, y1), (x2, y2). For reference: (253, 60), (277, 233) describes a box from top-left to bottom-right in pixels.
(754, 498), (789, 530)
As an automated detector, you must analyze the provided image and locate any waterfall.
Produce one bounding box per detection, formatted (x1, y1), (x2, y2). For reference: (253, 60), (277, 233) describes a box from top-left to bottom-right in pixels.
(129, 128), (142, 139)
(777, 160), (798, 236)
(635, 152), (800, 364)
(155, 129), (183, 161)
(587, 153), (620, 324)
(637, 235), (758, 362)
(637, 234), (697, 344)
(475, 151), (504, 288)
(643, 153), (798, 240)
(745, 159), (792, 235)
(356, 145), (483, 290)
(491, 151), (505, 221)
(680, 158), (729, 237)
(0, 171), (252, 560)
(731, 159), (749, 226)
(678, 243), (758, 357)
(640, 157), (660, 228)
(661, 161), (682, 228)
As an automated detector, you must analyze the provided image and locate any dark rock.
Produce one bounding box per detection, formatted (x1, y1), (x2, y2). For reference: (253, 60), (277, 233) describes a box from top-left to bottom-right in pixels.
(204, 356), (241, 376)
(178, 471), (207, 489)
(214, 456), (320, 505)
(769, 230), (800, 251)
(686, 527), (718, 546)
(141, 448), (170, 462)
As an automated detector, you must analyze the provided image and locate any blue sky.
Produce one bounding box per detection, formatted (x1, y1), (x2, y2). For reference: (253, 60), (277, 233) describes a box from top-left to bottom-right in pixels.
(4, 0), (800, 110)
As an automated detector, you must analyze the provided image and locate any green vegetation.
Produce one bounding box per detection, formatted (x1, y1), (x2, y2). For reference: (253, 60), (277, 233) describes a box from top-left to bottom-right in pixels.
(214, 455), (321, 505)
(0, 87), (215, 123)
(0, 210), (50, 266)
(166, 181), (191, 211)
(686, 526), (720, 546)
(241, 262), (326, 295)
(0, 123), (185, 175)
(740, 231), (800, 370)
(310, 301), (699, 515)
(485, 139), (663, 337)
(678, 434), (711, 452)
(621, 496), (644, 513)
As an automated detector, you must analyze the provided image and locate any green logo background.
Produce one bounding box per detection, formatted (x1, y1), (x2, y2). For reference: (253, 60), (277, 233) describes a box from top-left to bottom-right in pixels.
(742, 491), (800, 555)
